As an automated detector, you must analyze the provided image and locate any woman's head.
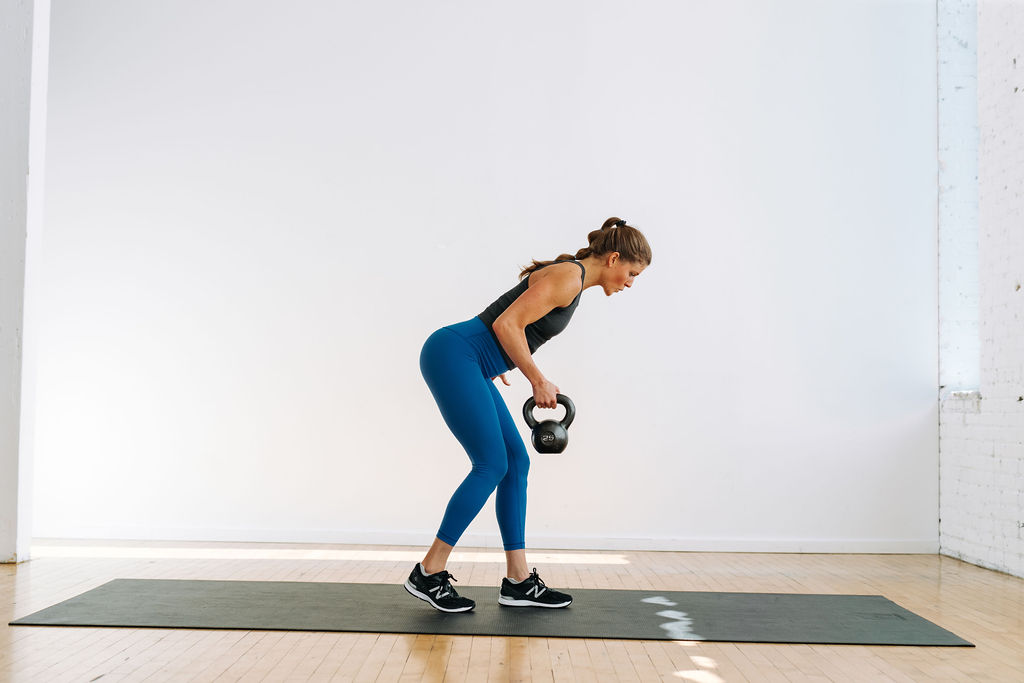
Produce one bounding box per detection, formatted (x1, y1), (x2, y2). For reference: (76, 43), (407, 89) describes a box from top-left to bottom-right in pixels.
(574, 217), (653, 267)
(519, 217), (653, 281)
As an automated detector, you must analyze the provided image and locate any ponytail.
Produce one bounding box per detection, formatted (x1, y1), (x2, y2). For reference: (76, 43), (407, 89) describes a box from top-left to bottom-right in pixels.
(518, 217), (652, 280)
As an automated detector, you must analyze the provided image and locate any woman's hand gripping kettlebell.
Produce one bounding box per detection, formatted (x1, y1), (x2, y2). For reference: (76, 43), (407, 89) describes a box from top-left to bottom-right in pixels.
(531, 378), (560, 409)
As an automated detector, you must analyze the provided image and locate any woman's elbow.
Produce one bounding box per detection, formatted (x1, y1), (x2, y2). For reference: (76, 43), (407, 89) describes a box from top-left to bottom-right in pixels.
(491, 317), (521, 339)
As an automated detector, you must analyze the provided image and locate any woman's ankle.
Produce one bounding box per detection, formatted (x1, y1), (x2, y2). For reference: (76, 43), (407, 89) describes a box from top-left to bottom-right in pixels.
(420, 561), (445, 575)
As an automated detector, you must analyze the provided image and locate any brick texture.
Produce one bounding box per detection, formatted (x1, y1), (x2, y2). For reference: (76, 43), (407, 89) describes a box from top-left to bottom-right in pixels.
(939, 1), (1024, 579)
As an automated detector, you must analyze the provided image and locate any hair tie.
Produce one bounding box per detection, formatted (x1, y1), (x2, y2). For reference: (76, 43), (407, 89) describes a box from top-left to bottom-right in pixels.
(613, 219), (626, 228)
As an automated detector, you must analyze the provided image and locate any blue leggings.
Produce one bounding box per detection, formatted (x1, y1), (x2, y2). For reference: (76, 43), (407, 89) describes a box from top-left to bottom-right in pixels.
(419, 317), (530, 551)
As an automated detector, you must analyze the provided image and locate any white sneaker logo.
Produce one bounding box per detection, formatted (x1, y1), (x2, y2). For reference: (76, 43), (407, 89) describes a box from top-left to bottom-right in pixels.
(526, 584), (546, 598)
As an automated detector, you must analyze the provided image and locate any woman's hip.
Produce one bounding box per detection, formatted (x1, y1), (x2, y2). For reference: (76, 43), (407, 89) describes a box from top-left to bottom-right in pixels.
(420, 317), (509, 380)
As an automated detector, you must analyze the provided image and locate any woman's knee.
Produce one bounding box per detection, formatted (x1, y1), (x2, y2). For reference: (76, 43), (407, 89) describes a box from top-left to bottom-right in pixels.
(510, 450), (530, 478)
(506, 438), (530, 475)
(470, 459), (508, 487)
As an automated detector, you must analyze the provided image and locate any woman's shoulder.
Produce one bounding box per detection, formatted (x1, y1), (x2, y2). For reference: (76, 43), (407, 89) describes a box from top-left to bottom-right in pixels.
(540, 259), (583, 275)
(527, 261), (584, 306)
(529, 260), (582, 282)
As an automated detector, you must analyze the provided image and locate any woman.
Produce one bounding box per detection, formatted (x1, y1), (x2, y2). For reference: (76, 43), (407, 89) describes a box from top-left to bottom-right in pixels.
(404, 217), (652, 612)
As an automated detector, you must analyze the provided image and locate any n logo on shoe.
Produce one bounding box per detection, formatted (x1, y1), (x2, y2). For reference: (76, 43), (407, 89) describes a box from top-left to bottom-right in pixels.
(526, 585), (546, 598)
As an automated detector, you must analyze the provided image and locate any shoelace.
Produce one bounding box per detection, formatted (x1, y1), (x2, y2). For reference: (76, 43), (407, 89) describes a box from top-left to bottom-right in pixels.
(433, 571), (459, 600)
(526, 568), (548, 596)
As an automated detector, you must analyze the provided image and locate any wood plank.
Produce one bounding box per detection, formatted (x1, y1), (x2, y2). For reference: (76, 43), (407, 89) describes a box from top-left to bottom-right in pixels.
(2, 541), (1021, 682)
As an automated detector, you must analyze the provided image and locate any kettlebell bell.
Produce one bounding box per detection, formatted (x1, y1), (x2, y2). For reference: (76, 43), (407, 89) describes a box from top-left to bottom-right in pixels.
(522, 394), (576, 454)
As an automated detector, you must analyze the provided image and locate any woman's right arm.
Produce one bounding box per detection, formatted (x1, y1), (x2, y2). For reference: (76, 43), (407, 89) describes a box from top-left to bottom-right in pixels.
(491, 269), (581, 409)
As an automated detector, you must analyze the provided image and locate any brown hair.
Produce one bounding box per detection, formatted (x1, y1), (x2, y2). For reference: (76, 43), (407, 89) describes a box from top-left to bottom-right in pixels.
(518, 217), (652, 280)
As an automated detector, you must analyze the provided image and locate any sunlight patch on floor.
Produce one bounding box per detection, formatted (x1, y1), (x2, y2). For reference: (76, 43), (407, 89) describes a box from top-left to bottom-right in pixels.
(30, 544), (630, 564)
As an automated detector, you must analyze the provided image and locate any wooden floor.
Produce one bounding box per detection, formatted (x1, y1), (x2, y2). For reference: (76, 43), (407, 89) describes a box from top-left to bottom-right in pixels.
(2, 540), (1023, 682)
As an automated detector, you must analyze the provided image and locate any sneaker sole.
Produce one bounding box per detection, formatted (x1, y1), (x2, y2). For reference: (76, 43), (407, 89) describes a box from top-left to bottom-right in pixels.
(498, 595), (572, 608)
(404, 580), (475, 613)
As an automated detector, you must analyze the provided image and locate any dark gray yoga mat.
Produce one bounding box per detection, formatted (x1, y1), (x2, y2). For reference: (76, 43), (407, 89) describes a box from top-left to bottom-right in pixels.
(9, 579), (972, 646)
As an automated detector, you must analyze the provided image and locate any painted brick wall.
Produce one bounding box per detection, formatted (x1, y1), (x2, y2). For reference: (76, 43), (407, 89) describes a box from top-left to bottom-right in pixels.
(939, 1), (1024, 579)
(938, 0), (979, 394)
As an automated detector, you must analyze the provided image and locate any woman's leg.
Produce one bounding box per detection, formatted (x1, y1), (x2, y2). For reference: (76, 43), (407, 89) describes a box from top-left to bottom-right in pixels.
(487, 380), (533, 578)
(419, 329), (510, 565)
(421, 537), (454, 575)
(504, 549), (530, 581)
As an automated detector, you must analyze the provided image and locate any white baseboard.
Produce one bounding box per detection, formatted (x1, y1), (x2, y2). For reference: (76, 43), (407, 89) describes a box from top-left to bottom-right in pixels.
(32, 526), (940, 554)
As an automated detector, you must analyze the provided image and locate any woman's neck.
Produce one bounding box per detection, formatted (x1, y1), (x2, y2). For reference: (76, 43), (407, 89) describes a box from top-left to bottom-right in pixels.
(577, 255), (607, 290)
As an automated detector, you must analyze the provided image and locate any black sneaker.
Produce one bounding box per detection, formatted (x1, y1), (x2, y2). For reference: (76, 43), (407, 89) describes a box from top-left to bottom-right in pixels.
(404, 563), (475, 613)
(498, 568), (572, 608)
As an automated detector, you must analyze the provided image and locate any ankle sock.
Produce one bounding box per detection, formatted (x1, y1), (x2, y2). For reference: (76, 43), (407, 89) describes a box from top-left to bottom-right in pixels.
(419, 563), (435, 577)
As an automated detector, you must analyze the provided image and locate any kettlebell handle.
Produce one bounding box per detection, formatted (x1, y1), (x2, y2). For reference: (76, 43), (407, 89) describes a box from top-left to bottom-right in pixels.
(523, 394), (576, 430)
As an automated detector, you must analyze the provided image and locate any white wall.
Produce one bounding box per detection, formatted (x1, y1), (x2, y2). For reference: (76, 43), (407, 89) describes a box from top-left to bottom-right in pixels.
(34, 0), (940, 552)
(938, 0), (979, 395)
(1, 0), (50, 563)
(939, 0), (1024, 578)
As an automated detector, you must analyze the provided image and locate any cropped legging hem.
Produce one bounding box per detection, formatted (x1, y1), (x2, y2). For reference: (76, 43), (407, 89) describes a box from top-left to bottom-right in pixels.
(435, 531), (525, 551)
(420, 317), (531, 553)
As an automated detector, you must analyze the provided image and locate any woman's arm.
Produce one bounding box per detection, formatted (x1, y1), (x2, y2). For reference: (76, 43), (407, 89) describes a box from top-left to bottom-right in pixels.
(492, 267), (581, 408)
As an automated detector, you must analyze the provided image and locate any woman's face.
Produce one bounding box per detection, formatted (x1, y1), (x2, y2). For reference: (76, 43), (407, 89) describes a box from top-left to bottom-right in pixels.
(603, 255), (646, 295)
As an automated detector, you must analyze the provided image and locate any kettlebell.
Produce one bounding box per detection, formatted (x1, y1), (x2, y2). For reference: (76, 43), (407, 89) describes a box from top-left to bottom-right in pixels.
(522, 394), (576, 454)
